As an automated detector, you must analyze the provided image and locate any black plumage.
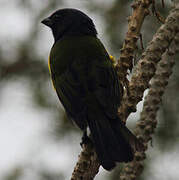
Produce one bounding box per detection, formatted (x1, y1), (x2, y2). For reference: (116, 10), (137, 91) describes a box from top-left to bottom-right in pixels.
(42, 8), (143, 170)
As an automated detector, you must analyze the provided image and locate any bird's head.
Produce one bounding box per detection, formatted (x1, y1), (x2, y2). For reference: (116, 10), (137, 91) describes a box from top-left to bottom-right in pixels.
(41, 8), (97, 42)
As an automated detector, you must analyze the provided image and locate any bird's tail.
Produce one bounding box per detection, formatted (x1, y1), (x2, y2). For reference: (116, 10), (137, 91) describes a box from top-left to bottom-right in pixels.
(87, 107), (144, 170)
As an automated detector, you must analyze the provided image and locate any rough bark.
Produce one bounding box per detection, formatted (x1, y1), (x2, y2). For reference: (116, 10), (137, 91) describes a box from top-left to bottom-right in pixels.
(118, 4), (179, 122)
(116, 0), (152, 93)
(119, 33), (179, 180)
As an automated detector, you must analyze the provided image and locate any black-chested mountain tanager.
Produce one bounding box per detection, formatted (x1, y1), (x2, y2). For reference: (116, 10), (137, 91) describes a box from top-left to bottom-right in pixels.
(41, 8), (143, 170)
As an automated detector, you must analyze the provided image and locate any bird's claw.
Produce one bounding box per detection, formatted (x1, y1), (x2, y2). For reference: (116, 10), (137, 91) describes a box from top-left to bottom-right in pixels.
(80, 131), (92, 147)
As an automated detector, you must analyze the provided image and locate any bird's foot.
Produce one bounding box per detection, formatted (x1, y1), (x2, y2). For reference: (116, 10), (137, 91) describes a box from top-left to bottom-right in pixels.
(80, 131), (92, 147)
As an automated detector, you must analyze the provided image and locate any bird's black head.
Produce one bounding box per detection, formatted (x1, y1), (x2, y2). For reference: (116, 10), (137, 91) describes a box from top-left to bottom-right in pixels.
(41, 8), (98, 43)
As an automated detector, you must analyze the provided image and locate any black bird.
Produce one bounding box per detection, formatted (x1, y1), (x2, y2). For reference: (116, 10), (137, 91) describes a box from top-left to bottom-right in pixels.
(41, 8), (143, 170)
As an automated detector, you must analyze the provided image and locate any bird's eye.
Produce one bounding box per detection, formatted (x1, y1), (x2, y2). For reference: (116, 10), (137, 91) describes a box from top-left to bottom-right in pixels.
(53, 14), (60, 19)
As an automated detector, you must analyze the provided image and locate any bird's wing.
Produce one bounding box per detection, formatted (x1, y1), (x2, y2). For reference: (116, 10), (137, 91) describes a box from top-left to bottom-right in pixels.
(51, 54), (122, 128)
(54, 54), (122, 118)
(86, 57), (122, 119)
(51, 59), (88, 130)
(49, 36), (123, 129)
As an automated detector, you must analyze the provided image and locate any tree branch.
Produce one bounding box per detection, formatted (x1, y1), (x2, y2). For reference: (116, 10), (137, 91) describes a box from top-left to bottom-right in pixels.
(119, 32), (179, 180)
(118, 4), (179, 122)
(116, 0), (152, 89)
(71, 143), (100, 180)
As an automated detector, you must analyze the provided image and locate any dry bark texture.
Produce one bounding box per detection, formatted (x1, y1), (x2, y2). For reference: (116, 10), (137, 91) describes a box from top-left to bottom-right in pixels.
(71, 143), (100, 180)
(116, 0), (152, 94)
(118, 4), (179, 122)
(119, 33), (179, 180)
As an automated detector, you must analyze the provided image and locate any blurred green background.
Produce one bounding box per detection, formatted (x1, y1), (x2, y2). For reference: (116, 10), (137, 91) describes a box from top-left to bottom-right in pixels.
(0, 0), (179, 180)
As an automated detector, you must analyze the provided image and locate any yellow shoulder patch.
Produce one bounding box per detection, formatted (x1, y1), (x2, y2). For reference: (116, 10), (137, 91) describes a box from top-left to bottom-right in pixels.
(48, 55), (51, 74)
(48, 56), (56, 91)
(109, 55), (117, 67)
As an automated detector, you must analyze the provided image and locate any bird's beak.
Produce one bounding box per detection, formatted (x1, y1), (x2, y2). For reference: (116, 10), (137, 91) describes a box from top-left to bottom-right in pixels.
(41, 17), (53, 27)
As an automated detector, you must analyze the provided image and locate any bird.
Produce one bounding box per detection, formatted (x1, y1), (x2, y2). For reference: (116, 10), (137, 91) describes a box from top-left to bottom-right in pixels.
(41, 8), (143, 170)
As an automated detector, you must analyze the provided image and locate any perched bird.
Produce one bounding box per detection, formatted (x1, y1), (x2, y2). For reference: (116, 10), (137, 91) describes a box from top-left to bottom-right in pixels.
(41, 8), (143, 170)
